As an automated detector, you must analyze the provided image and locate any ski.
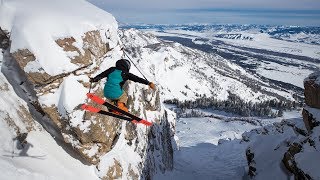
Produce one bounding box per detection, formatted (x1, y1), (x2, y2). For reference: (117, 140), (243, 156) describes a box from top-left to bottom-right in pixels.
(82, 104), (152, 126)
(2, 154), (46, 159)
(86, 93), (141, 120)
(82, 104), (137, 123)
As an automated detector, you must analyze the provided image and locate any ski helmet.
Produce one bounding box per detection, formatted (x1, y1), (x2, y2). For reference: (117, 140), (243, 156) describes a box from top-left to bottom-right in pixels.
(116, 59), (131, 72)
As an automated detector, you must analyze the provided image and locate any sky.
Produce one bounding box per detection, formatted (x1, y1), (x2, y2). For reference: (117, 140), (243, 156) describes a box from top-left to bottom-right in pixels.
(87, 0), (320, 26)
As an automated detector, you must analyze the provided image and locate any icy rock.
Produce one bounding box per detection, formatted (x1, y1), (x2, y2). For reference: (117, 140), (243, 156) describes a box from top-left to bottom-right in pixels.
(304, 72), (320, 109)
(302, 107), (320, 132)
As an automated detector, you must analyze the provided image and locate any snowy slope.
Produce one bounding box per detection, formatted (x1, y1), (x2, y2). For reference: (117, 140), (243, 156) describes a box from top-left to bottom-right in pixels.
(125, 24), (320, 90)
(0, 52), (98, 180)
(120, 29), (296, 105)
(155, 109), (303, 180)
(0, 0), (119, 76)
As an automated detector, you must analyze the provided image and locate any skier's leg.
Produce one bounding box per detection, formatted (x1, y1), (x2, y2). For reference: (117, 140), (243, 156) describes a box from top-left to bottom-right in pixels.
(117, 92), (128, 112)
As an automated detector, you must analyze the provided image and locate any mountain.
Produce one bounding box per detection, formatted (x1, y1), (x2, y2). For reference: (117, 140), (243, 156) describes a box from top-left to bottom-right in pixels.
(123, 24), (320, 45)
(119, 28), (299, 117)
(122, 24), (320, 92)
(1, 0), (319, 179)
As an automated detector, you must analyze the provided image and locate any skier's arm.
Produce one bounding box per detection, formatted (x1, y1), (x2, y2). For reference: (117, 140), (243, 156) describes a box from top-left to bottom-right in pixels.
(91, 67), (115, 82)
(126, 73), (149, 85)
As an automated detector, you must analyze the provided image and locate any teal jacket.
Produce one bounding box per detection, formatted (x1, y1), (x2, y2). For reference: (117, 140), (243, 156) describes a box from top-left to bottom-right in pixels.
(92, 67), (149, 100)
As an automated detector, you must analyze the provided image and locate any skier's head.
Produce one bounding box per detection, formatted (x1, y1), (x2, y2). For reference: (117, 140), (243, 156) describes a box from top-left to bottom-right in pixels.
(116, 59), (131, 72)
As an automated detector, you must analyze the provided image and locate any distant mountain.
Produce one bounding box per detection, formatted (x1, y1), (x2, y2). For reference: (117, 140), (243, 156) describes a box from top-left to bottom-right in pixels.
(121, 24), (320, 45)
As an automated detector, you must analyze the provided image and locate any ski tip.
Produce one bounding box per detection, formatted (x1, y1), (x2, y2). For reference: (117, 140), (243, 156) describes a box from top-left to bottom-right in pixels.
(131, 120), (152, 126)
(87, 93), (94, 98)
(87, 93), (105, 105)
(81, 104), (88, 110)
(139, 120), (153, 126)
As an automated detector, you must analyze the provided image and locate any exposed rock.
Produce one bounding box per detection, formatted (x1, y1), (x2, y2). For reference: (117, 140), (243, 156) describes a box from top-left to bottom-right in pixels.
(56, 37), (91, 66)
(128, 164), (139, 180)
(302, 108), (320, 132)
(282, 143), (305, 177)
(304, 72), (320, 109)
(83, 30), (110, 59)
(0, 27), (10, 50)
(17, 105), (38, 132)
(125, 122), (137, 145)
(12, 49), (52, 85)
(0, 82), (9, 91)
(2, 112), (20, 134)
(103, 159), (123, 180)
(246, 148), (256, 178)
(244, 72), (320, 179)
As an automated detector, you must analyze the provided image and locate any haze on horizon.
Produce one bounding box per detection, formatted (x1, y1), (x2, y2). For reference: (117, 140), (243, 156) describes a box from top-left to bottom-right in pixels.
(87, 0), (320, 26)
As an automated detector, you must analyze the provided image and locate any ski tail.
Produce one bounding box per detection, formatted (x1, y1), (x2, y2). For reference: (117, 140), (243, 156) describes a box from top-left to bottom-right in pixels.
(87, 93), (104, 105)
(81, 104), (100, 113)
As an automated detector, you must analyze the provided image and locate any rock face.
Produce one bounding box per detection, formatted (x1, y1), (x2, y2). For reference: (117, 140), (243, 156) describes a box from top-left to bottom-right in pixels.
(7, 30), (116, 164)
(304, 72), (320, 109)
(244, 72), (320, 180)
(0, 2), (175, 178)
(303, 72), (320, 132)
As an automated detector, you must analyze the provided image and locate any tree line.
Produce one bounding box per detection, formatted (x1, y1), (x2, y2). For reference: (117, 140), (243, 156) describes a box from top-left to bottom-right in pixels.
(164, 93), (301, 118)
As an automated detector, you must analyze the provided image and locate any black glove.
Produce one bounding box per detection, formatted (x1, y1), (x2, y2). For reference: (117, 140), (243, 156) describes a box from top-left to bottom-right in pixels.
(89, 78), (96, 82)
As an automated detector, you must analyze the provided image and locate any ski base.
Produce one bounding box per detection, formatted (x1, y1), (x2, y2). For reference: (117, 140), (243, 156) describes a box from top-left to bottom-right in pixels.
(82, 94), (152, 126)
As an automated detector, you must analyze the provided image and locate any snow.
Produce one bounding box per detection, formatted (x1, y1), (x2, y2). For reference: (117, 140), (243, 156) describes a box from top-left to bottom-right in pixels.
(257, 61), (314, 88)
(57, 75), (88, 116)
(97, 123), (142, 179)
(0, 0), (119, 76)
(0, 127), (99, 180)
(291, 125), (320, 179)
(295, 151), (320, 179)
(220, 33), (320, 59)
(137, 26), (320, 92)
(148, 28), (320, 60)
(121, 29), (288, 104)
(155, 109), (304, 180)
(38, 75), (88, 118)
(304, 106), (320, 121)
(0, 63), (98, 179)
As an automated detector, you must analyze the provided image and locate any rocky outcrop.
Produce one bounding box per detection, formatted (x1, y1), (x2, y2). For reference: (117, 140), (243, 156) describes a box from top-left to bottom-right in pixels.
(0, 27), (10, 50)
(303, 72), (320, 132)
(245, 72), (320, 180)
(304, 72), (320, 109)
(2, 28), (175, 179)
(6, 31), (118, 165)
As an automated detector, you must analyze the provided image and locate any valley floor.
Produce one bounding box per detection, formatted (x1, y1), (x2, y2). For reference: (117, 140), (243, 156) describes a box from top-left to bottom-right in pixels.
(155, 110), (302, 180)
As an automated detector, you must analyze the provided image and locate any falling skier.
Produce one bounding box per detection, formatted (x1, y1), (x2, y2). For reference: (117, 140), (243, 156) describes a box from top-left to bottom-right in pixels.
(90, 59), (156, 112)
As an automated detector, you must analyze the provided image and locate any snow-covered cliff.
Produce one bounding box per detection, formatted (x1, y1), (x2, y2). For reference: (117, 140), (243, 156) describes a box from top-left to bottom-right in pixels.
(0, 0), (175, 179)
(244, 72), (320, 179)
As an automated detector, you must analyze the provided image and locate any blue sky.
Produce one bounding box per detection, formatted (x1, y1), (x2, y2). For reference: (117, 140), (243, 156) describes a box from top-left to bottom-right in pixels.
(87, 0), (320, 26)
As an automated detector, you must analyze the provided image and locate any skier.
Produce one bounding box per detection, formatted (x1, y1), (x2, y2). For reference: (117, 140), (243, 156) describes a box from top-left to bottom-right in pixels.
(90, 59), (156, 112)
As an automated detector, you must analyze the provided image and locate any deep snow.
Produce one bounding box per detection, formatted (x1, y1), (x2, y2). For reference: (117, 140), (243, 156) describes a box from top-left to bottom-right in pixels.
(155, 110), (303, 180)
